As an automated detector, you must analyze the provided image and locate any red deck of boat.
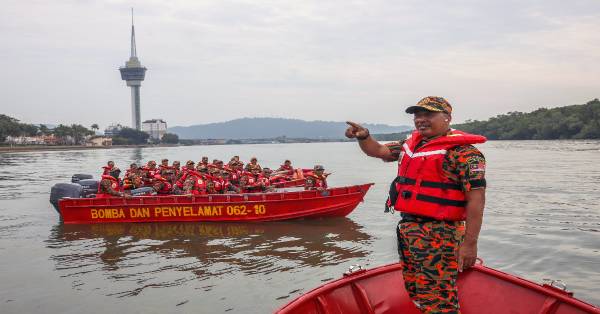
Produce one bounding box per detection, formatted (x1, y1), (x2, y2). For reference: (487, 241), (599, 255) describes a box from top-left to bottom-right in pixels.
(58, 183), (373, 224)
(276, 262), (600, 314)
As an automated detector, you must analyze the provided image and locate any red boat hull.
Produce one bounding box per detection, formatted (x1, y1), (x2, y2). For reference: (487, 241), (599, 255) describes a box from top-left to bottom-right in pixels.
(58, 183), (373, 224)
(276, 262), (600, 314)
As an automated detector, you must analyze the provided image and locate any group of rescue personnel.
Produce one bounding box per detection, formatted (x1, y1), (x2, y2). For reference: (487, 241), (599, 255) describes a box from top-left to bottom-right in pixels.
(97, 156), (329, 198)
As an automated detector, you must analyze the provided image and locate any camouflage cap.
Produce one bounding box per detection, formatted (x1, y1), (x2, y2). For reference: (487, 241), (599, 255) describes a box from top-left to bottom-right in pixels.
(405, 96), (452, 114)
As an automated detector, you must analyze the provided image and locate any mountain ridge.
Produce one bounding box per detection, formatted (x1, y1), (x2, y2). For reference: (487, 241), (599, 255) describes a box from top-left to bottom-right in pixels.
(170, 117), (410, 140)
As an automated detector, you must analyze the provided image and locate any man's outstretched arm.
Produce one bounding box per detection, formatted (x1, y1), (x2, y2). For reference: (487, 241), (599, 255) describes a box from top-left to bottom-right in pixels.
(345, 121), (395, 161)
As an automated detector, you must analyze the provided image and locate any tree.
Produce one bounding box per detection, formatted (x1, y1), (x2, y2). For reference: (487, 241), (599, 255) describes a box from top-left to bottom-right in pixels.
(39, 124), (50, 135)
(116, 127), (149, 145)
(70, 124), (94, 145)
(0, 114), (23, 142)
(161, 133), (179, 144)
(91, 124), (99, 134)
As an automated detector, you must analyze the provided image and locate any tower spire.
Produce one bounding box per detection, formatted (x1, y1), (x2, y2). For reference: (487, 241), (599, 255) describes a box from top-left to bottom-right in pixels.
(130, 8), (137, 58)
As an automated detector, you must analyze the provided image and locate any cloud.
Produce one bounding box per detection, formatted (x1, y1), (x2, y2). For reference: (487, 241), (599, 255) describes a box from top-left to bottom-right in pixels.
(0, 0), (598, 128)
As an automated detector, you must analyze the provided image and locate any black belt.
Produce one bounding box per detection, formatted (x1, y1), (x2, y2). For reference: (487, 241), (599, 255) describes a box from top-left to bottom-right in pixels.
(400, 213), (437, 223)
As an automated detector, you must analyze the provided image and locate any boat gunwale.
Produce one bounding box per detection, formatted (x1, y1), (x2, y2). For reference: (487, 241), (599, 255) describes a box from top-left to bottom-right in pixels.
(276, 262), (600, 313)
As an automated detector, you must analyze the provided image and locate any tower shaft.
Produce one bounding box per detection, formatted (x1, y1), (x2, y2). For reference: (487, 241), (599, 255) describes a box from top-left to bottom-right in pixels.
(119, 8), (146, 131)
(130, 86), (141, 130)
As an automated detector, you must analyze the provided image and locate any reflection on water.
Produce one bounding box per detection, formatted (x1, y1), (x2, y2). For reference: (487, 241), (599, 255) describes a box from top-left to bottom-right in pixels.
(46, 219), (371, 298)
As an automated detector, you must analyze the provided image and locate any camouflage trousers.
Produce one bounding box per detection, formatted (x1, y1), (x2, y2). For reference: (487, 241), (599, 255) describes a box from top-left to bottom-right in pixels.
(397, 220), (465, 314)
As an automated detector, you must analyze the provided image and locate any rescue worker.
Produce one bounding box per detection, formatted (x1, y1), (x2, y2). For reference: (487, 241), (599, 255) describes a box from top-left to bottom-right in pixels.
(204, 181), (217, 195)
(122, 174), (144, 191)
(142, 160), (158, 186)
(304, 165), (328, 191)
(152, 174), (173, 195)
(258, 168), (275, 192)
(181, 175), (202, 195)
(245, 157), (262, 172)
(221, 171), (240, 193)
(242, 168), (263, 193)
(125, 163), (142, 181)
(159, 158), (176, 183)
(97, 167), (128, 198)
(102, 161), (115, 176)
(200, 156), (209, 168)
(172, 161), (181, 183)
(276, 160), (294, 176)
(345, 96), (486, 314)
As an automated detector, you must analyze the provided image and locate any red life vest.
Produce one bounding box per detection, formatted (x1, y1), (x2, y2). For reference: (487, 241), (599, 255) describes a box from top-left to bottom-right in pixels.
(258, 175), (270, 187)
(278, 165), (294, 175)
(102, 165), (113, 176)
(96, 175), (120, 198)
(392, 129), (486, 221)
(305, 174), (327, 189)
(153, 175), (173, 194)
(213, 178), (224, 192)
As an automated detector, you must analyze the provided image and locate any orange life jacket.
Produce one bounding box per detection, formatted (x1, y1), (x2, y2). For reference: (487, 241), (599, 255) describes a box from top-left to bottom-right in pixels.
(96, 175), (120, 198)
(390, 129), (486, 221)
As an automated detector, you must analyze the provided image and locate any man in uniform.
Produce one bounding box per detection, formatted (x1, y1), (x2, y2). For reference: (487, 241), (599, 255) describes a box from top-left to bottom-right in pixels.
(200, 156), (209, 168)
(276, 160), (294, 176)
(142, 160), (158, 186)
(304, 165), (328, 191)
(245, 157), (262, 172)
(345, 96), (486, 314)
(97, 167), (129, 198)
(123, 174), (144, 191)
(102, 161), (115, 176)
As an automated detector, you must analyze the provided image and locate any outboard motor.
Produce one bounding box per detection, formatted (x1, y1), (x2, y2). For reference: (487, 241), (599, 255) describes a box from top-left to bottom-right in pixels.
(130, 187), (155, 196)
(50, 183), (83, 213)
(77, 179), (99, 198)
(71, 174), (93, 183)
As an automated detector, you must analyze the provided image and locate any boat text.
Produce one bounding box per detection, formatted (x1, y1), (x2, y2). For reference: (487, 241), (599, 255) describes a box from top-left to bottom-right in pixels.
(89, 204), (268, 220)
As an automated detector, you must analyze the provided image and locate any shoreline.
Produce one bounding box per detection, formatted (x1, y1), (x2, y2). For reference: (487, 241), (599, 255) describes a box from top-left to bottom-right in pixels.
(0, 144), (177, 153)
(0, 140), (353, 153)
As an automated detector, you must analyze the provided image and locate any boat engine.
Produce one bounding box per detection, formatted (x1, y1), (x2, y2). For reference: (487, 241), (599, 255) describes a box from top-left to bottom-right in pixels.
(77, 179), (99, 198)
(50, 183), (83, 212)
(71, 173), (93, 183)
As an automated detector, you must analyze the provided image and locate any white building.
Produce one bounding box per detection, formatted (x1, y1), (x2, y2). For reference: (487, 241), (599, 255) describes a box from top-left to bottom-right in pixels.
(104, 124), (123, 137)
(142, 119), (167, 140)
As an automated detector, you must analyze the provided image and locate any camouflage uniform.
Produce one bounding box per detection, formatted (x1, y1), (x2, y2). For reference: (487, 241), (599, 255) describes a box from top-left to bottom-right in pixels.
(386, 131), (486, 314)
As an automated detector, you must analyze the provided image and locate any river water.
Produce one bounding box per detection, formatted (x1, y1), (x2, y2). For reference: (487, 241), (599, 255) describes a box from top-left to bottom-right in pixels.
(1, 141), (599, 313)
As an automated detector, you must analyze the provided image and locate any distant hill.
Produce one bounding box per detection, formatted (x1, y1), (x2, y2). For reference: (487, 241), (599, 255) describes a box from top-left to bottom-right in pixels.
(374, 99), (600, 141)
(170, 118), (411, 140)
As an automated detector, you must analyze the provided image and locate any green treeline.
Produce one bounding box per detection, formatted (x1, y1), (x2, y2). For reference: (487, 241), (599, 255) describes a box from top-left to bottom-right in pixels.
(374, 99), (600, 141)
(1, 114), (179, 145)
(456, 99), (600, 140)
(0, 114), (95, 144)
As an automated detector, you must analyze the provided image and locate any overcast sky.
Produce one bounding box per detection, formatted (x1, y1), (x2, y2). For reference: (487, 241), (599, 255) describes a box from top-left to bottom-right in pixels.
(1, 0), (599, 129)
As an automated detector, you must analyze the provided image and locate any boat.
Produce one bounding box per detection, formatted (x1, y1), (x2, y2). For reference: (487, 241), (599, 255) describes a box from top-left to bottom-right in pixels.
(272, 178), (306, 188)
(56, 183), (374, 224)
(276, 262), (600, 314)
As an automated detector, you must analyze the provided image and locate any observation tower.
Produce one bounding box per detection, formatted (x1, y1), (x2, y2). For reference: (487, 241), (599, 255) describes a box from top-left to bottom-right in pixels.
(119, 9), (147, 130)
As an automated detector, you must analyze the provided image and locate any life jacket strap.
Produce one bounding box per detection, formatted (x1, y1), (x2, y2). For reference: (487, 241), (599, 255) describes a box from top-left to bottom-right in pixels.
(394, 176), (462, 191)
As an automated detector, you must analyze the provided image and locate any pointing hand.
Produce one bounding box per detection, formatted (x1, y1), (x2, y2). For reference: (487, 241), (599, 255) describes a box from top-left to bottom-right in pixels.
(345, 121), (369, 139)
